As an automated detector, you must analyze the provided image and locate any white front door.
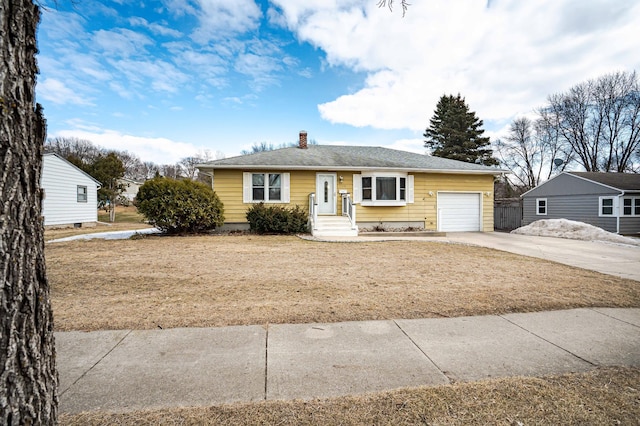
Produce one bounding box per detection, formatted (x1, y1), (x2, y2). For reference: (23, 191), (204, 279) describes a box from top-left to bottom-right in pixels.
(317, 173), (336, 215)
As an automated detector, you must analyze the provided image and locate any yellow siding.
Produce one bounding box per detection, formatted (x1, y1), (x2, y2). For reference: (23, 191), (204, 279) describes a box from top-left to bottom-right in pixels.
(211, 169), (244, 222)
(212, 169), (495, 231)
(342, 172), (494, 231)
(420, 173), (495, 232)
(213, 169), (317, 223)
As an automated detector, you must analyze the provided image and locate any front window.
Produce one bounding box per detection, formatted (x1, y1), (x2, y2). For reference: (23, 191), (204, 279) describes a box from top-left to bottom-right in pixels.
(362, 177), (372, 200)
(252, 173), (281, 202)
(536, 198), (547, 215)
(269, 174), (281, 201)
(376, 177), (396, 200)
(599, 197), (614, 216)
(622, 197), (640, 216)
(360, 174), (408, 205)
(252, 174), (265, 201)
(77, 185), (87, 203)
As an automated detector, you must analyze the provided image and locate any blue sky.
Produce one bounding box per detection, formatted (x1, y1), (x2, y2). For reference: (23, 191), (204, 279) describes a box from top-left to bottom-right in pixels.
(37, 0), (640, 165)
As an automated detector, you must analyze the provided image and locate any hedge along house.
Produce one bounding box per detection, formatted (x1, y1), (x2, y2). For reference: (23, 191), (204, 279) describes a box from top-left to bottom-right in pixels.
(521, 171), (640, 235)
(197, 132), (504, 237)
(41, 153), (101, 228)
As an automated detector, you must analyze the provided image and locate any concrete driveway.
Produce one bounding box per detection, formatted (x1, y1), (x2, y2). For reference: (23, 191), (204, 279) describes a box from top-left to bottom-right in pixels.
(446, 232), (640, 281)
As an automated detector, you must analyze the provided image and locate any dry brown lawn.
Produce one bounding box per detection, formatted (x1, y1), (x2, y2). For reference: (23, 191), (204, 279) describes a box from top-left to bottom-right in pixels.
(47, 234), (639, 332)
(59, 366), (640, 425)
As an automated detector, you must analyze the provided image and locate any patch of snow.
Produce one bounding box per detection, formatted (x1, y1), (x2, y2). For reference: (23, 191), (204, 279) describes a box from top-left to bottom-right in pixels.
(48, 228), (161, 243)
(511, 219), (640, 246)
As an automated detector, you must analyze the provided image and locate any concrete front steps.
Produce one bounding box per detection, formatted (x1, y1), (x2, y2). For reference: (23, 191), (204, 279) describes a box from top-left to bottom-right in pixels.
(312, 215), (358, 237)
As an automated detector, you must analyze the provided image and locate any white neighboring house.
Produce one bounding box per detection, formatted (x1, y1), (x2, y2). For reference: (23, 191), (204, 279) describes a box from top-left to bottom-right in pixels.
(41, 153), (101, 227)
(118, 177), (143, 202)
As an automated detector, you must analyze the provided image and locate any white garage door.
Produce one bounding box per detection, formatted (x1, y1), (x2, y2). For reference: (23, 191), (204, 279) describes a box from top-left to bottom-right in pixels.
(438, 192), (481, 232)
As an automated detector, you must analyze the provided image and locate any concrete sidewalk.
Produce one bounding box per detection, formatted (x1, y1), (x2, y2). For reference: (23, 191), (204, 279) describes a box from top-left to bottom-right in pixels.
(57, 308), (640, 414)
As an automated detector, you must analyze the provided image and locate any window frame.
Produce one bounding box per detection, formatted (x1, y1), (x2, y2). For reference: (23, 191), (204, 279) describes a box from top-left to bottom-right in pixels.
(354, 172), (413, 206)
(536, 198), (547, 216)
(598, 196), (615, 217)
(622, 196), (640, 216)
(77, 185), (87, 203)
(243, 172), (290, 203)
(251, 172), (281, 202)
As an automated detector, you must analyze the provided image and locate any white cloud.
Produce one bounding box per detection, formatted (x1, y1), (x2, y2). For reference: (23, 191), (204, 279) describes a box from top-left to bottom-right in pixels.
(93, 28), (154, 57)
(110, 59), (190, 93)
(385, 138), (426, 155)
(38, 78), (94, 106)
(51, 128), (201, 165)
(234, 53), (282, 90)
(39, 10), (88, 41)
(129, 17), (183, 38)
(273, 0), (640, 130)
(189, 0), (262, 43)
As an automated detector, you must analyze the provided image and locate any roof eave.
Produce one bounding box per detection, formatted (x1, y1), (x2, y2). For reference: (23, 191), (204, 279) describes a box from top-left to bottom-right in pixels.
(197, 164), (506, 175)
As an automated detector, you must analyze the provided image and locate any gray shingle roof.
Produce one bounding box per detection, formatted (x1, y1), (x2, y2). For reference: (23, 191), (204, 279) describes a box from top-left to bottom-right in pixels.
(198, 145), (504, 174)
(568, 172), (640, 191)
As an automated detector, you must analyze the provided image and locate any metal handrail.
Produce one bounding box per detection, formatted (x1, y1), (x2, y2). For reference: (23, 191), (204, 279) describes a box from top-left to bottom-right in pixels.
(341, 193), (357, 230)
(309, 193), (318, 230)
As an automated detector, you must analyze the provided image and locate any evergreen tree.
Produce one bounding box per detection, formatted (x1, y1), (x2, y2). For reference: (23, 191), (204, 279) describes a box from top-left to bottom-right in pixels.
(424, 94), (498, 166)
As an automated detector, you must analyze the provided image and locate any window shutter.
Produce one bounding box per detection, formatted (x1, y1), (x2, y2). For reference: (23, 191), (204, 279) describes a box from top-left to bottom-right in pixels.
(407, 175), (414, 203)
(353, 174), (362, 203)
(243, 172), (251, 203)
(282, 173), (290, 203)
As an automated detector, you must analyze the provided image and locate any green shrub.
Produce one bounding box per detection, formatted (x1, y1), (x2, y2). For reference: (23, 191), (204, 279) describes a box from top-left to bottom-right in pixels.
(135, 177), (224, 234)
(246, 203), (308, 234)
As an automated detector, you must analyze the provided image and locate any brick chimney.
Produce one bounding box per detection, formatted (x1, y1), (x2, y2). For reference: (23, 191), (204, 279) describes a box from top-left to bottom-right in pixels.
(299, 130), (308, 149)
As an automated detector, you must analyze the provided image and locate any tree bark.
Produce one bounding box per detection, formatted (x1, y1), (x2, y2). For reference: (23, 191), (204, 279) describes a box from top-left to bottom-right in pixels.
(1, 0), (58, 424)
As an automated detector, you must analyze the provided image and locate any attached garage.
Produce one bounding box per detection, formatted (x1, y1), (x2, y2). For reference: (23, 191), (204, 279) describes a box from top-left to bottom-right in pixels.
(437, 192), (482, 232)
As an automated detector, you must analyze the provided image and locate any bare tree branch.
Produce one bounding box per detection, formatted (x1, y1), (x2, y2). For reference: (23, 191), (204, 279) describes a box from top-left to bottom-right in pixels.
(542, 70), (640, 172)
(377, 0), (410, 17)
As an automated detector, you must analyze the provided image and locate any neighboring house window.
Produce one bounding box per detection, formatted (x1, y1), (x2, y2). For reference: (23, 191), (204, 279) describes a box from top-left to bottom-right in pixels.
(536, 198), (547, 215)
(243, 172), (290, 203)
(599, 196), (615, 216)
(353, 173), (414, 206)
(77, 185), (87, 203)
(622, 197), (640, 216)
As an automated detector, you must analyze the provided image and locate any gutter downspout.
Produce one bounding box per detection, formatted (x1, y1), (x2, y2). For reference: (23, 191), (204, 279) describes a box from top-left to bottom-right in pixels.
(617, 192), (624, 234)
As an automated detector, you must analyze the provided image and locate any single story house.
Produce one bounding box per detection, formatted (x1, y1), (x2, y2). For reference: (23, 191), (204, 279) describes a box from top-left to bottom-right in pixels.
(521, 171), (640, 235)
(118, 177), (144, 202)
(41, 153), (101, 228)
(197, 132), (504, 236)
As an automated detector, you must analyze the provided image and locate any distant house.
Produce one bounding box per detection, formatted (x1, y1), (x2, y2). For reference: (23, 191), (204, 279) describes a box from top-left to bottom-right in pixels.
(119, 178), (143, 202)
(41, 153), (101, 228)
(197, 131), (504, 236)
(521, 171), (640, 235)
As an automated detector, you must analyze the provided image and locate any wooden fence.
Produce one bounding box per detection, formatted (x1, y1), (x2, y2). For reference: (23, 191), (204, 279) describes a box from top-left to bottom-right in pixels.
(494, 199), (522, 231)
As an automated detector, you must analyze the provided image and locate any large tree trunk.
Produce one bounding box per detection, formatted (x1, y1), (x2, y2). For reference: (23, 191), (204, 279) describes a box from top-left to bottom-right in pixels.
(0, 0), (58, 424)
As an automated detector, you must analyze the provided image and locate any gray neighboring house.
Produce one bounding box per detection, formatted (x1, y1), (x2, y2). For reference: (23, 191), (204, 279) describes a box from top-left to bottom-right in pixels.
(521, 171), (640, 235)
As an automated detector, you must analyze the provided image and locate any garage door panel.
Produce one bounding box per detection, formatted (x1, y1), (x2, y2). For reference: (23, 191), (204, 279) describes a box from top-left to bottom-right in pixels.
(438, 193), (481, 232)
